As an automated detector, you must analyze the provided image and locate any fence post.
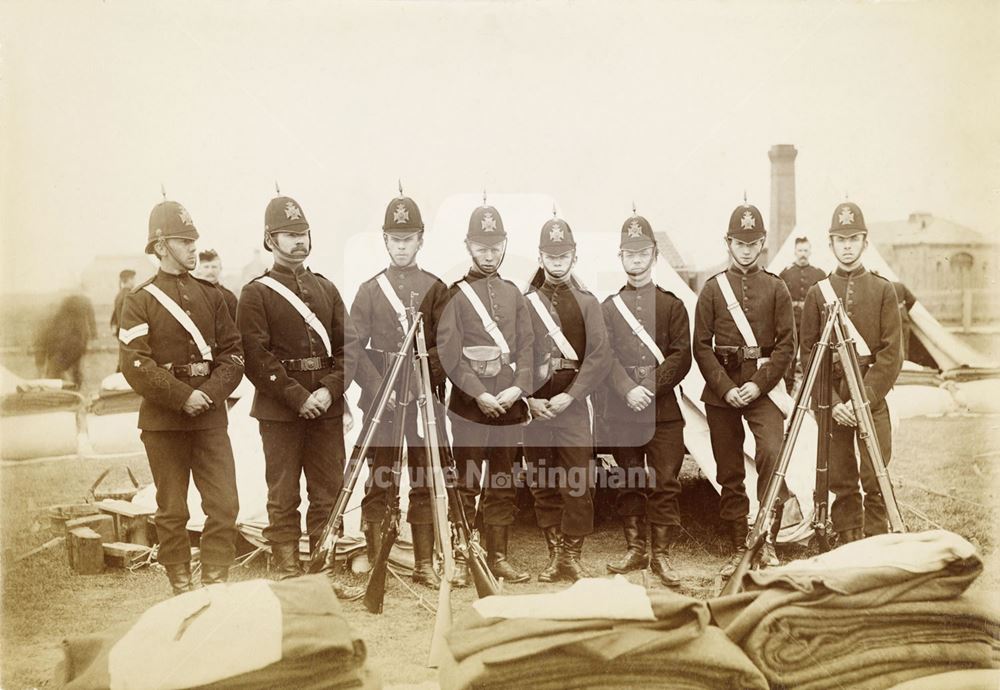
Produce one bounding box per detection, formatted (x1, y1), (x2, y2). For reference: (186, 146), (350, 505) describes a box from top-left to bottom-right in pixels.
(962, 289), (973, 333)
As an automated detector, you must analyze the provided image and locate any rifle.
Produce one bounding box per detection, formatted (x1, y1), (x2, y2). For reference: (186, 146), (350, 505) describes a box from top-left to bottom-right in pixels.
(812, 312), (834, 552)
(308, 317), (421, 574)
(412, 319), (456, 668)
(363, 335), (414, 612)
(430, 393), (500, 598)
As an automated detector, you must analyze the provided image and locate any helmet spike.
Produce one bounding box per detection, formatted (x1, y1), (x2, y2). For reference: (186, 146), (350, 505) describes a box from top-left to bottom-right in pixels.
(483, 189), (487, 206)
(632, 200), (637, 215)
(160, 183), (166, 201)
(743, 189), (748, 204)
(275, 180), (281, 195)
(398, 179), (404, 197)
(552, 203), (557, 218)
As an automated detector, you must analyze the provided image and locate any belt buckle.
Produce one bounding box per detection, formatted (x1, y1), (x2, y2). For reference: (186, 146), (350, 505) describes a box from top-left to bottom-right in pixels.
(191, 362), (211, 376)
(301, 357), (322, 372)
(743, 346), (761, 360)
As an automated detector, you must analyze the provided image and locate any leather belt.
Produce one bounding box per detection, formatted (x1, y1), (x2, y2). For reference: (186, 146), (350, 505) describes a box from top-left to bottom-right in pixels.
(627, 364), (656, 380)
(169, 362), (212, 377)
(281, 356), (335, 372)
(714, 345), (774, 366)
(549, 357), (580, 371)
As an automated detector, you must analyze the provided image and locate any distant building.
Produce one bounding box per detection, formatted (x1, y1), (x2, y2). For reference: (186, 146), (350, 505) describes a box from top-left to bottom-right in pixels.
(80, 254), (155, 307)
(869, 213), (999, 326)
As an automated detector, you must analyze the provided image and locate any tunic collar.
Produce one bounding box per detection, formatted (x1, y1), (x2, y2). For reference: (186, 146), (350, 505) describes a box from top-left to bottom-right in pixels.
(727, 263), (760, 276)
(270, 262), (308, 278)
(834, 265), (868, 279)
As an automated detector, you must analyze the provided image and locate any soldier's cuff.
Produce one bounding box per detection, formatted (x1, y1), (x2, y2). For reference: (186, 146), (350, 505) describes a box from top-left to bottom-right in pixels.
(167, 382), (196, 412)
(284, 384), (312, 413)
(319, 373), (345, 399)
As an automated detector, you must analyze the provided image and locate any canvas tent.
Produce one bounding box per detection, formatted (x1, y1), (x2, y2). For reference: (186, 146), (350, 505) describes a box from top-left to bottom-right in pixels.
(768, 226), (998, 377)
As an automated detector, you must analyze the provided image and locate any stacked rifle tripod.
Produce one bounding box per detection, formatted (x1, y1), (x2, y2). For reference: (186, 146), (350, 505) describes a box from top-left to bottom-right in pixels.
(307, 306), (500, 662)
(721, 297), (907, 596)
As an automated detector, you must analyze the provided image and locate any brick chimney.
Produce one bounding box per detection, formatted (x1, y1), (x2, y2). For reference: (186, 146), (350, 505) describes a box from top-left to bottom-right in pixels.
(767, 144), (797, 262)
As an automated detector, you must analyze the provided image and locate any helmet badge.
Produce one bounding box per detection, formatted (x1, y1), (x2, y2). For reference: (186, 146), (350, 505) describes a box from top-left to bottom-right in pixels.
(481, 212), (497, 232)
(284, 201), (302, 220)
(393, 203), (410, 224)
(838, 207), (855, 226)
(627, 219), (643, 238)
(548, 223), (564, 242)
(740, 210), (756, 230)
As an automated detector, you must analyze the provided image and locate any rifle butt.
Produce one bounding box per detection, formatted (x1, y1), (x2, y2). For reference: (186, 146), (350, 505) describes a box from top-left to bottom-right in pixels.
(720, 539), (761, 596)
(468, 551), (499, 598)
(426, 578), (452, 668)
(363, 525), (399, 614)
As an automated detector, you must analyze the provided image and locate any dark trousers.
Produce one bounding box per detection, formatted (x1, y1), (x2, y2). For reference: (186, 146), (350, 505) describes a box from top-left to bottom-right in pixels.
(706, 397), (784, 523)
(523, 408), (595, 537)
(830, 396), (893, 535)
(360, 403), (432, 526)
(258, 417), (345, 547)
(611, 419), (685, 526)
(141, 428), (239, 567)
(451, 417), (522, 527)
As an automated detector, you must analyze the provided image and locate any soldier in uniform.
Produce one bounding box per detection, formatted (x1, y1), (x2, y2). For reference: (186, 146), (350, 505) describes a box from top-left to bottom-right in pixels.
(892, 280), (916, 362)
(118, 198), (243, 594)
(779, 237), (826, 391)
(799, 202), (901, 543)
(435, 199), (534, 585)
(693, 202), (795, 573)
(351, 189), (449, 588)
(195, 249), (239, 319)
(602, 211), (691, 587)
(111, 269), (136, 335)
(237, 193), (361, 597)
(522, 213), (610, 582)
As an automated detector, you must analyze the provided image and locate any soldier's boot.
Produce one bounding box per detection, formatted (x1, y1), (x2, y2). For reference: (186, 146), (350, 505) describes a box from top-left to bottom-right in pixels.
(559, 535), (591, 582)
(164, 563), (194, 596)
(606, 516), (648, 574)
(451, 552), (470, 588)
(270, 541), (302, 581)
(718, 520), (749, 579)
(201, 565), (230, 586)
(649, 524), (682, 588)
(362, 520), (383, 570)
(485, 525), (530, 584)
(411, 523), (441, 588)
(837, 527), (864, 546)
(538, 526), (565, 583)
(758, 504), (784, 568)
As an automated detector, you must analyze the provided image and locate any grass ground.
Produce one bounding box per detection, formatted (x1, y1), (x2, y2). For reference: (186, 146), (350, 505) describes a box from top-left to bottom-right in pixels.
(1, 412), (997, 688)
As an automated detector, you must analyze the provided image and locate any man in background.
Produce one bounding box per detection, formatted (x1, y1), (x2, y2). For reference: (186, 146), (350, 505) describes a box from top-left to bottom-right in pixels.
(195, 249), (238, 319)
(110, 269), (136, 336)
(779, 237), (825, 392)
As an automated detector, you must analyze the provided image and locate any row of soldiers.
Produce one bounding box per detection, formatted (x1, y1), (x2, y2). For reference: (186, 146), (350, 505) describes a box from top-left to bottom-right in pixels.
(118, 190), (901, 597)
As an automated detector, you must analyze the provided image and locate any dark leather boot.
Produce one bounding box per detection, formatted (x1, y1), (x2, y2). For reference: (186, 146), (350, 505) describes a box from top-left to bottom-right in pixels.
(759, 504), (784, 568)
(559, 535), (591, 582)
(486, 525), (530, 584)
(649, 524), (681, 588)
(837, 527), (864, 545)
(451, 552), (470, 588)
(269, 541), (302, 581)
(164, 563), (194, 596)
(719, 520), (748, 578)
(201, 565), (229, 585)
(411, 523), (441, 588)
(362, 520), (382, 570)
(538, 526), (564, 583)
(607, 516), (648, 574)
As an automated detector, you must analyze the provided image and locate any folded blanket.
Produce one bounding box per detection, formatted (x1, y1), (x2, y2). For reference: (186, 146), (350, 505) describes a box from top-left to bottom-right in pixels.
(710, 530), (984, 644)
(742, 595), (1000, 690)
(57, 576), (378, 690)
(441, 587), (767, 690)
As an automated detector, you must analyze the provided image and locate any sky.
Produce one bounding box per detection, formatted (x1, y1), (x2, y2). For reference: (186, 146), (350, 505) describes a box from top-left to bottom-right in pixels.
(1, 0), (998, 294)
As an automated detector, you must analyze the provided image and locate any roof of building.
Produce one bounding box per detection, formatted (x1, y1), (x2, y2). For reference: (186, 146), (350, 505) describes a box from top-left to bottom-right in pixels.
(869, 213), (997, 246)
(653, 230), (689, 270)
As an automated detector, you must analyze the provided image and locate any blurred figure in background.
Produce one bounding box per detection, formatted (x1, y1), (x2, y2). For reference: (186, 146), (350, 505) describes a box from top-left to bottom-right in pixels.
(195, 249), (238, 319)
(34, 294), (97, 388)
(110, 269), (136, 336)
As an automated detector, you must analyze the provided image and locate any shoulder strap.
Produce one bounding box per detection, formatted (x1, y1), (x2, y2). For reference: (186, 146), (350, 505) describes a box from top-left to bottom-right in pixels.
(457, 280), (510, 355)
(715, 274), (759, 347)
(816, 279), (871, 356)
(611, 294), (665, 365)
(142, 284), (214, 361)
(526, 291), (579, 360)
(375, 273), (409, 332)
(256, 276), (333, 357)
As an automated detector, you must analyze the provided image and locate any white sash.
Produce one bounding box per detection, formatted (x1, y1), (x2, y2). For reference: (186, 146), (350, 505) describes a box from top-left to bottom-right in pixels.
(526, 291), (579, 360)
(817, 278), (872, 357)
(256, 276), (333, 357)
(457, 280), (511, 356)
(611, 294), (665, 365)
(142, 284), (213, 361)
(375, 273), (409, 332)
(714, 274), (793, 416)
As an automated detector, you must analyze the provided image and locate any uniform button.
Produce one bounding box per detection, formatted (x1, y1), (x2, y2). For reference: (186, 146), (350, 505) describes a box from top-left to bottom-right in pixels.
(190, 354), (196, 361)
(636, 306), (642, 312)
(181, 294), (189, 301)
(185, 309), (192, 315)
